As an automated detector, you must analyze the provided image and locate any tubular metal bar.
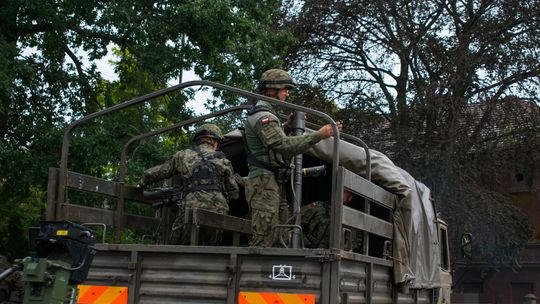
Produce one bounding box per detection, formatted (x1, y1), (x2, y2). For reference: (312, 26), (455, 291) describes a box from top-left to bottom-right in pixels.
(55, 81), (340, 225)
(303, 120), (371, 182)
(0, 265), (19, 281)
(328, 169), (345, 303)
(304, 117), (373, 301)
(291, 111), (305, 248)
(115, 105), (250, 242)
(82, 223), (107, 244)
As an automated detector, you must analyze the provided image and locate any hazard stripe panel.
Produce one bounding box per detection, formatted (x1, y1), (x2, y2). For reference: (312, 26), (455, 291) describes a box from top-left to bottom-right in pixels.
(239, 292), (315, 304)
(77, 285), (128, 304)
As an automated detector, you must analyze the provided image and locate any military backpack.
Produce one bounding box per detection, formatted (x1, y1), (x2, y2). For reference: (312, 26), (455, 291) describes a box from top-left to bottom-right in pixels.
(184, 145), (226, 193)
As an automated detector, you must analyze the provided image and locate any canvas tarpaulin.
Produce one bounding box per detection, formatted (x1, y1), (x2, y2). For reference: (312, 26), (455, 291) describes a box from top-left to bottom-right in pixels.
(399, 169), (442, 288)
(307, 137), (442, 287)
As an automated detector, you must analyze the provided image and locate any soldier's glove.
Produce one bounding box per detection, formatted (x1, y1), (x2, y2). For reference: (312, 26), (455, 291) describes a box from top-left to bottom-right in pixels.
(234, 173), (246, 187)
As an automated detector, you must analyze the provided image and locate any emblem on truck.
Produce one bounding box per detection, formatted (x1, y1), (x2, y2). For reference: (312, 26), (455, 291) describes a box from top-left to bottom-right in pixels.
(270, 264), (295, 280)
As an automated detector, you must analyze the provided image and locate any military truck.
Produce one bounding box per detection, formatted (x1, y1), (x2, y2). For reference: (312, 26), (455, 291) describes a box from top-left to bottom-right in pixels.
(42, 81), (451, 303)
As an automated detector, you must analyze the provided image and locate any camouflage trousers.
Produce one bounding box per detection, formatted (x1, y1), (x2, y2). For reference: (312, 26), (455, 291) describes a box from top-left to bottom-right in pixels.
(245, 174), (290, 247)
(169, 191), (229, 245)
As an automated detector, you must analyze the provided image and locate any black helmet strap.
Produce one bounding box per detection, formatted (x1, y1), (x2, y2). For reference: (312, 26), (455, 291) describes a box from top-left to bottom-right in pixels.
(258, 79), (297, 91)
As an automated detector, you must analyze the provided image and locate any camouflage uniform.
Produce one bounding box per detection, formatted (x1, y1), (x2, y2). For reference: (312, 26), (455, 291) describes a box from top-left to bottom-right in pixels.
(301, 201), (363, 250)
(300, 201), (331, 248)
(245, 69), (324, 247)
(140, 124), (239, 245)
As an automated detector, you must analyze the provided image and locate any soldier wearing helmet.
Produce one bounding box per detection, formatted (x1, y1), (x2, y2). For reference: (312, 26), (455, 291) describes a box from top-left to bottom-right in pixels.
(192, 123), (224, 146)
(257, 69), (297, 91)
(139, 123), (239, 245)
(244, 69), (342, 247)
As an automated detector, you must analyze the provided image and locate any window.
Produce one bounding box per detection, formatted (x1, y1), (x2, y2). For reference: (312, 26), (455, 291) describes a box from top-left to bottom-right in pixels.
(439, 225), (450, 271)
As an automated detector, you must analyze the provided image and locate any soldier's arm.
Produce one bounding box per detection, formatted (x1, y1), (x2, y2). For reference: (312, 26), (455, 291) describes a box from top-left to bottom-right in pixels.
(220, 158), (240, 200)
(254, 115), (323, 159)
(139, 152), (182, 187)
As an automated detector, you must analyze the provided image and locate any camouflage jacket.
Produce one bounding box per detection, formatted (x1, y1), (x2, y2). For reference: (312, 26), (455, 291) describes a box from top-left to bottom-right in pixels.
(301, 201), (331, 248)
(244, 100), (323, 178)
(301, 201), (363, 250)
(139, 143), (239, 206)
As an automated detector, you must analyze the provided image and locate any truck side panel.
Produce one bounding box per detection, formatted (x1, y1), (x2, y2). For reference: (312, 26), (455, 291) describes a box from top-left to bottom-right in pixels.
(138, 253), (231, 303)
(238, 255), (323, 301)
(84, 251), (131, 289)
(340, 259), (399, 303)
(86, 246), (328, 304)
(339, 258), (434, 304)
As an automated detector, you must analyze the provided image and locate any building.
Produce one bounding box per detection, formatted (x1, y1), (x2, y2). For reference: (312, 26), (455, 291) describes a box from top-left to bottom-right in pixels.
(451, 99), (540, 304)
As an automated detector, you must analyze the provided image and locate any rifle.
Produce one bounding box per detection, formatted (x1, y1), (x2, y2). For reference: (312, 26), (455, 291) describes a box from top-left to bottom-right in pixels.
(143, 187), (184, 209)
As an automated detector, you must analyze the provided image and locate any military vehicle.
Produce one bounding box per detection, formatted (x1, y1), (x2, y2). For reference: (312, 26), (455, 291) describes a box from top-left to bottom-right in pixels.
(10, 81), (452, 303)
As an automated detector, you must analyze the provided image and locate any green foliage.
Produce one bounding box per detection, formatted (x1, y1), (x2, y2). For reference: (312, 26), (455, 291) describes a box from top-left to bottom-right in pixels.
(89, 226), (155, 245)
(0, 186), (47, 259)
(0, 0), (293, 260)
(289, 84), (340, 126)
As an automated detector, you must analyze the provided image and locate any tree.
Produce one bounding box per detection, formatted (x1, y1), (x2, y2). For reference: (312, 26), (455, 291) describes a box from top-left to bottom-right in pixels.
(0, 0), (294, 259)
(284, 0), (539, 269)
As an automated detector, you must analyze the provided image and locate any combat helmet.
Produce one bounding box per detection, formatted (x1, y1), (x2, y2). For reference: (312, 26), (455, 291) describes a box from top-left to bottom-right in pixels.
(258, 69), (297, 91)
(193, 123), (224, 143)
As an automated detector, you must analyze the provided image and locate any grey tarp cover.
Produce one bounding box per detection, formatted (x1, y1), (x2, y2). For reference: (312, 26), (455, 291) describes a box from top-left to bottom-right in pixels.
(224, 130), (442, 287)
(398, 169), (442, 288)
(306, 137), (442, 287)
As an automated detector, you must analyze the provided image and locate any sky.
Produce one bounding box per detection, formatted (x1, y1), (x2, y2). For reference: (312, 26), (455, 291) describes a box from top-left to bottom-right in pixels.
(22, 43), (213, 115)
(92, 44), (211, 114)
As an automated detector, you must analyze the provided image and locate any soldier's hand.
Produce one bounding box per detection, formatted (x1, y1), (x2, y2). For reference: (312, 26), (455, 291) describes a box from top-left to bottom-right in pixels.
(317, 121), (342, 139)
(234, 173), (246, 187)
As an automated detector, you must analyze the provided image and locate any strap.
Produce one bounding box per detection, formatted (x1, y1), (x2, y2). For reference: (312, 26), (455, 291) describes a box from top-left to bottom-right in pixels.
(188, 184), (221, 192)
(192, 144), (225, 160)
(247, 105), (267, 116)
(192, 144), (207, 160)
(257, 79), (296, 91)
(246, 151), (273, 171)
(211, 151), (226, 159)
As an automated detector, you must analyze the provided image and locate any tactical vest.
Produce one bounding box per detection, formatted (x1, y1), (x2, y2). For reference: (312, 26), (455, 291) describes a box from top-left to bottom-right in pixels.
(245, 102), (291, 181)
(245, 104), (273, 171)
(184, 144), (225, 194)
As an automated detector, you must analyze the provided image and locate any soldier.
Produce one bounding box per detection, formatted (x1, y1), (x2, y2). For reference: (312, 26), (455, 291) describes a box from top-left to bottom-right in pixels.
(139, 124), (239, 245)
(244, 68), (342, 247)
(301, 190), (362, 250)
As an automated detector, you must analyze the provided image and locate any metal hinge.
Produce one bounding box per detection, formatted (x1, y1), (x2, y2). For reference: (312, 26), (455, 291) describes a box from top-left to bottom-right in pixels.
(306, 250), (341, 262)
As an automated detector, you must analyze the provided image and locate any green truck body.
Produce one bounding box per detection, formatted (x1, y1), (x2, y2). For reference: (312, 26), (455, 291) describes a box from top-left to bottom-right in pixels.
(39, 81), (451, 304)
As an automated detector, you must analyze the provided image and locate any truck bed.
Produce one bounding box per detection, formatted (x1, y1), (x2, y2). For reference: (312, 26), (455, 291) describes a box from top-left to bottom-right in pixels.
(86, 244), (433, 304)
